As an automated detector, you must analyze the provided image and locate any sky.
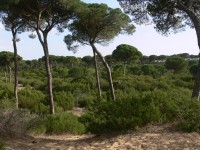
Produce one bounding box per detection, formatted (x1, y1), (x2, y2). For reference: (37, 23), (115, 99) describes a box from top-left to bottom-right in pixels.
(0, 0), (199, 60)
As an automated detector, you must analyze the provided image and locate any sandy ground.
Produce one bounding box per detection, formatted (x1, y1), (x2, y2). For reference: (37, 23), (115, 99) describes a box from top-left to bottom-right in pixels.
(3, 124), (200, 150)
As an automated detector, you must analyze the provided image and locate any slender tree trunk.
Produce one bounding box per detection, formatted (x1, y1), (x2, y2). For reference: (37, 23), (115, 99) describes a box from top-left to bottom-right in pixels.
(193, 53), (200, 100)
(181, 8), (200, 99)
(123, 61), (126, 76)
(12, 29), (19, 109)
(91, 43), (116, 101)
(4, 67), (7, 82)
(8, 66), (12, 83)
(192, 21), (200, 99)
(36, 30), (55, 114)
(93, 49), (101, 98)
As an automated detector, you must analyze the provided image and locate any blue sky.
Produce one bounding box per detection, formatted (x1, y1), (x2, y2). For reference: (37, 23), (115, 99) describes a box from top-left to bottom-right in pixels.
(0, 0), (198, 60)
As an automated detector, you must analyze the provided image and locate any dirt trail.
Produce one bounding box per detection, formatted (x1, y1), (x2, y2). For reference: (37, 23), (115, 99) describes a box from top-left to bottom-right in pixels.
(3, 125), (200, 150)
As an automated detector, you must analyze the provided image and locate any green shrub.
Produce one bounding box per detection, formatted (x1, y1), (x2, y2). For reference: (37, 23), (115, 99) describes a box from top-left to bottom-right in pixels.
(27, 116), (47, 135)
(128, 65), (142, 75)
(0, 140), (5, 150)
(0, 84), (14, 100)
(30, 79), (46, 90)
(0, 97), (15, 109)
(18, 88), (46, 113)
(32, 102), (49, 115)
(52, 68), (68, 78)
(179, 100), (200, 132)
(54, 91), (75, 110)
(53, 78), (72, 92)
(81, 95), (161, 134)
(68, 67), (84, 78)
(46, 113), (85, 134)
(78, 95), (95, 108)
(28, 113), (85, 135)
(81, 87), (196, 134)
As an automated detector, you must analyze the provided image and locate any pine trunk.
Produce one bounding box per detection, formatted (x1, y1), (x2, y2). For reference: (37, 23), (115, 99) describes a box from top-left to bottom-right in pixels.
(123, 61), (126, 76)
(36, 30), (55, 114)
(9, 66), (12, 83)
(91, 43), (116, 101)
(184, 10), (200, 99)
(4, 67), (7, 82)
(177, 3), (200, 99)
(12, 29), (19, 109)
(93, 49), (101, 98)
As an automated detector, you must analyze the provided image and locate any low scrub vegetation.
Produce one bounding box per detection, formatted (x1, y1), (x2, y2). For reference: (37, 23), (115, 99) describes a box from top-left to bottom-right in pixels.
(0, 140), (5, 150)
(0, 53), (200, 136)
(27, 112), (85, 135)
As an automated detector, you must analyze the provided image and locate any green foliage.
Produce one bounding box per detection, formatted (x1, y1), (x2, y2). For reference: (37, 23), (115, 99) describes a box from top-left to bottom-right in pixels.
(0, 98), (15, 109)
(112, 44), (142, 64)
(81, 94), (160, 133)
(52, 68), (68, 78)
(78, 94), (95, 108)
(118, 0), (199, 34)
(0, 51), (15, 66)
(82, 55), (93, 67)
(128, 65), (142, 75)
(28, 113), (85, 135)
(179, 100), (200, 132)
(81, 87), (195, 134)
(54, 91), (75, 110)
(165, 56), (187, 73)
(0, 83), (14, 100)
(0, 82), (15, 108)
(18, 88), (46, 113)
(0, 140), (5, 150)
(64, 3), (135, 50)
(53, 78), (72, 92)
(68, 67), (84, 78)
(189, 64), (198, 76)
(141, 64), (156, 76)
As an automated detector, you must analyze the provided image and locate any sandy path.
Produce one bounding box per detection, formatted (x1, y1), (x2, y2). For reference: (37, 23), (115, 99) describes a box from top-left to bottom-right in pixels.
(3, 125), (200, 150)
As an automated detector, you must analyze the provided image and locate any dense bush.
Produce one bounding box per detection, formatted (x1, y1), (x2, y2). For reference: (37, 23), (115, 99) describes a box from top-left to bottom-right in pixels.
(81, 88), (195, 134)
(68, 67), (84, 78)
(165, 56), (187, 73)
(179, 100), (200, 132)
(81, 96), (160, 134)
(0, 140), (5, 150)
(54, 91), (75, 110)
(0, 84), (14, 100)
(0, 98), (15, 109)
(0, 83), (15, 109)
(0, 53), (199, 135)
(28, 113), (85, 135)
(127, 65), (142, 75)
(18, 88), (46, 113)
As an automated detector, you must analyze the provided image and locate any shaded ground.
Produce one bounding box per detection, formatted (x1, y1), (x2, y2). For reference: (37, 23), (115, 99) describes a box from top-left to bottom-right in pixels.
(3, 124), (200, 150)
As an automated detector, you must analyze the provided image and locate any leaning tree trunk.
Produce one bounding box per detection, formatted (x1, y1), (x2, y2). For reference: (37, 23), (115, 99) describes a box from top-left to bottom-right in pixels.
(93, 49), (102, 98)
(36, 30), (55, 114)
(193, 52), (200, 100)
(191, 19), (200, 99)
(12, 29), (19, 109)
(181, 7), (200, 99)
(91, 43), (116, 101)
(177, 2), (200, 99)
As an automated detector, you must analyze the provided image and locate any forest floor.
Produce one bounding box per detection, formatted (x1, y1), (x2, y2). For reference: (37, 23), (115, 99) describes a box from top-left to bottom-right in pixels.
(3, 124), (200, 150)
